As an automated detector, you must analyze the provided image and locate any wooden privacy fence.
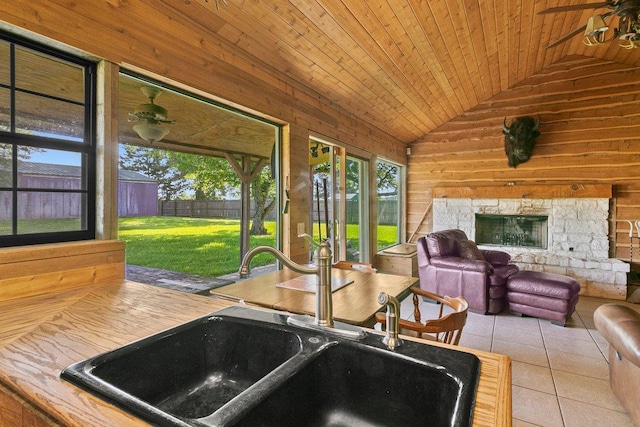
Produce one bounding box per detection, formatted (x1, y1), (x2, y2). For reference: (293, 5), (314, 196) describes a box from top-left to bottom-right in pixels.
(158, 199), (398, 224)
(158, 200), (277, 220)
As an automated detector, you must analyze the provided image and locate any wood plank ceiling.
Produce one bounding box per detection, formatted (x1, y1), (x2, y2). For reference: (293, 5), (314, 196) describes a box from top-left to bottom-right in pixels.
(161, 0), (640, 144)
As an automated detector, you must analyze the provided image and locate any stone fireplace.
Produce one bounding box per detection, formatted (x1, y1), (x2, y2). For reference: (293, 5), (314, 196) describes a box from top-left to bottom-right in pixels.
(475, 213), (548, 249)
(432, 194), (629, 299)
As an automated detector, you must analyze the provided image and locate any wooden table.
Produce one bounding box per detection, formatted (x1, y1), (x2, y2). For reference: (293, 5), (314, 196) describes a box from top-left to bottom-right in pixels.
(211, 268), (418, 327)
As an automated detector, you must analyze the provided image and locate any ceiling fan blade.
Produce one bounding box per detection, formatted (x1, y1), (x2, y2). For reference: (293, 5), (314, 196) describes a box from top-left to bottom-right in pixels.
(547, 24), (589, 48)
(538, 2), (613, 14)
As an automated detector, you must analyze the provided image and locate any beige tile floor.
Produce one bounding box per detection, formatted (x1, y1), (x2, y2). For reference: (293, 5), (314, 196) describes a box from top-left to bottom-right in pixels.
(396, 295), (639, 427)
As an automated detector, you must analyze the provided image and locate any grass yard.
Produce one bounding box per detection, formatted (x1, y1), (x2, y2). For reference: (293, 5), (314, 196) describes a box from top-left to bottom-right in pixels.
(0, 218), (82, 234)
(119, 216), (399, 277)
(119, 216), (277, 277)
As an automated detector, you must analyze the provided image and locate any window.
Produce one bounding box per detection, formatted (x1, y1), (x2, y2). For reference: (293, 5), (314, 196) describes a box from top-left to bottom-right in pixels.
(0, 33), (96, 247)
(376, 159), (402, 250)
(117, 72), (280, 274)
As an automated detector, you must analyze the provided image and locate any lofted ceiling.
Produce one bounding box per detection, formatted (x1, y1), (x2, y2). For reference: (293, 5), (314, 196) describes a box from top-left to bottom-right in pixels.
(167, 0), (640, 145)
(8, 1), (640, 156)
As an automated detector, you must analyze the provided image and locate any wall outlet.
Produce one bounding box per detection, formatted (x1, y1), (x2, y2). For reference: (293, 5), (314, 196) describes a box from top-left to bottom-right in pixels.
(297, 223), (305, 235)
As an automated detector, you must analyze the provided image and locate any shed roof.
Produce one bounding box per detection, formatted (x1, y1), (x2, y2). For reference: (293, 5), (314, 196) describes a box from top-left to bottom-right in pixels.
(17, 161), (156, 183)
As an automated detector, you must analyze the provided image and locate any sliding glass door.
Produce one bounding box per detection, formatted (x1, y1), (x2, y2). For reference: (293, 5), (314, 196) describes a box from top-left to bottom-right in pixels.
(309, 138), (369, 263)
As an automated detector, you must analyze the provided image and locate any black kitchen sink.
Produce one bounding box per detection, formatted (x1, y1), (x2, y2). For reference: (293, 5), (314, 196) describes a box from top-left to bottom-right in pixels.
(62, 306), (480, 427)
(234, 340), (466, 426)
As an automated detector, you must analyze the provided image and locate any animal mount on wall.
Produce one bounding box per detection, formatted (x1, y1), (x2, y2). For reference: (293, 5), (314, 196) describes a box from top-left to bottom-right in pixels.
(502, 115), (541, 168)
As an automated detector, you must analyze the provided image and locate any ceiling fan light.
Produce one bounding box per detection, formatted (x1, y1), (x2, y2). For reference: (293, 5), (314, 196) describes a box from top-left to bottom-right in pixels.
(585, 15), (609, 36)
(617, 14), (640, 48)
(133, 123), (170, 143)
(583, 15), (609, 46)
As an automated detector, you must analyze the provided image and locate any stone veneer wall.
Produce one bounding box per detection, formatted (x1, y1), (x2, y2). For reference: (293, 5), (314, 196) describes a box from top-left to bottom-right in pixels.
(432, 198), (629, 300)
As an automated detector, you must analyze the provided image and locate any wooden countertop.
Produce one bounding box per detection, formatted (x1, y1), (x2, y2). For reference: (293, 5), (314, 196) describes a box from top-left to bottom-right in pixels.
(0, 280), (511, 426)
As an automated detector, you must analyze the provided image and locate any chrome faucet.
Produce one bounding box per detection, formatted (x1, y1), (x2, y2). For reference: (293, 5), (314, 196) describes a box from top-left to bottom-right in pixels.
(239, 234), (364, 339)
(378, 292), (403, 350)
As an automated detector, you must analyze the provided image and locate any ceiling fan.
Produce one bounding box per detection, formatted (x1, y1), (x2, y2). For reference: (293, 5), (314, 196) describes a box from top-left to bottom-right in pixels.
(129, 86), (176, 143)
(539, 0), (640, 49)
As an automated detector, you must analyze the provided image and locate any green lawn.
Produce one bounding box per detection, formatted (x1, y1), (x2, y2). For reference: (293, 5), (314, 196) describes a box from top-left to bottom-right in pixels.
(0, 218), (81, 234)
(119, 216), (277, 277)
(118, 216), (399, 277)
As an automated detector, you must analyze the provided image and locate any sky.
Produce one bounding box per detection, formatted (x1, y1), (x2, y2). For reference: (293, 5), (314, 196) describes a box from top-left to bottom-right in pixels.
(27, 145), (125, 166)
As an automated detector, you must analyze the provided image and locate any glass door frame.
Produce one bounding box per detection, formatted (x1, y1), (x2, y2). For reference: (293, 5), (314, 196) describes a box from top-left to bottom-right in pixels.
(310, 136), (371, 264)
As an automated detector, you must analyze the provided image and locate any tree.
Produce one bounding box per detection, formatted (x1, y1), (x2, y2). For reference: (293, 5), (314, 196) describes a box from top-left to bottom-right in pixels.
(314, 158), (399, 196)
(119, 145), (190, 200)
(0, 145), (44, 187)
(170, 152), (276, 235)
(249, 166), (275, 235)
(377, 161), (399, 197)
(168, 153), (239, 200)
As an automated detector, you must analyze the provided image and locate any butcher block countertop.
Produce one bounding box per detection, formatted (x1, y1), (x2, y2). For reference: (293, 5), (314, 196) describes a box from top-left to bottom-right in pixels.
(0, 280), (511, 426)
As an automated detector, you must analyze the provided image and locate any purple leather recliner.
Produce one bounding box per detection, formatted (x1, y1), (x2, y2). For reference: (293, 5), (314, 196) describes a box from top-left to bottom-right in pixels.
(416, 229), (519, 314)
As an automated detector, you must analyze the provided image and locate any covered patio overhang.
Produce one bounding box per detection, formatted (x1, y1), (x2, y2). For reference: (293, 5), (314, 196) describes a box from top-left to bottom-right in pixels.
(117, 73), (279, 259)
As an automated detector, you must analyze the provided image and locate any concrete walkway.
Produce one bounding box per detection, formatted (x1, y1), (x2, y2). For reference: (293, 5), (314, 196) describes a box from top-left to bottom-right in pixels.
(125, 264), (236, 295)
(125, 263), (277, 295)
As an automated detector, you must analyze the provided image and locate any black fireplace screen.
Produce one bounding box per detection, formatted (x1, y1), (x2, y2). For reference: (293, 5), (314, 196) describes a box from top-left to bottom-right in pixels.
(475, 214), (548, 249)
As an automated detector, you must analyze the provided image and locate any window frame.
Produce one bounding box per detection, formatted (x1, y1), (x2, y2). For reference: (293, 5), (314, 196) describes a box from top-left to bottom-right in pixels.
(0, 32), (96, 247)
(376, 158), (403, 251)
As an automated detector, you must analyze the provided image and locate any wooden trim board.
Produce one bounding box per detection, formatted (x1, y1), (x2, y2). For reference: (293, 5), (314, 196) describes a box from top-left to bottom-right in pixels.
(432, 184), (612, 199)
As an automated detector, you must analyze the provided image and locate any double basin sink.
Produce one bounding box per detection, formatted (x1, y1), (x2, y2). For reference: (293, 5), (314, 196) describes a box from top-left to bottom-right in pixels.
(62, 306), (480, 426)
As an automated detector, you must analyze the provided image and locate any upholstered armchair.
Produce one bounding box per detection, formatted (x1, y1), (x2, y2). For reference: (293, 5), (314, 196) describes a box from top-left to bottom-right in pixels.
(416, 229), (519, 314)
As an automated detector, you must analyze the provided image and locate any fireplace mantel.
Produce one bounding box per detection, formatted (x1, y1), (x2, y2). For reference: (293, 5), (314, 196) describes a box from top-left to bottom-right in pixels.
(431, 184), (612, 199)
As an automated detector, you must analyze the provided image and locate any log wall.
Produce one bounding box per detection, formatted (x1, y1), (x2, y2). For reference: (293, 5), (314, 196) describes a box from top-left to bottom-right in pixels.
(407, 56), (640, 272)
(0, 240), (125, 302)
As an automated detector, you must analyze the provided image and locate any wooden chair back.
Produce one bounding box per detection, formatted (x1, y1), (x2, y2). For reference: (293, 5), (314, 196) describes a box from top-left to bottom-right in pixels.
(376, 287), (468, 345)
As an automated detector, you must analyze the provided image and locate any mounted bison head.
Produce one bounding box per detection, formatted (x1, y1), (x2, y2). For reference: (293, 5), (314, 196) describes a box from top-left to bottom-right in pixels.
(502, 115), (540, 168)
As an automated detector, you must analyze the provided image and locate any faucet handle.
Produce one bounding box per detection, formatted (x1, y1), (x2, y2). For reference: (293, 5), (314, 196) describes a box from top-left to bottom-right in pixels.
(378, 292), (403, 350)
(298, 233), (320, 247)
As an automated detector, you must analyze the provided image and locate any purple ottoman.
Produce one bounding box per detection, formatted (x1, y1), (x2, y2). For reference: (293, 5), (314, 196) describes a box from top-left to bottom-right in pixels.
(506, 271), (581, 326)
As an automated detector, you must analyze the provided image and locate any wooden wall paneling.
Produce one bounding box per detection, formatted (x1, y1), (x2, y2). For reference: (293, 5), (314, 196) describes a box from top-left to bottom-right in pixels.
(0, 241), (124, 265)
(408, 57), (640, 253)
(0, 241), (125, 302)
(287, 124), (313, 264)
(615, 184), (640, 270)
(431, 185), (612, 199)
(96, 61), (120, 241)
(0, 384), (58, 427)
(0, 264), (125, 302)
